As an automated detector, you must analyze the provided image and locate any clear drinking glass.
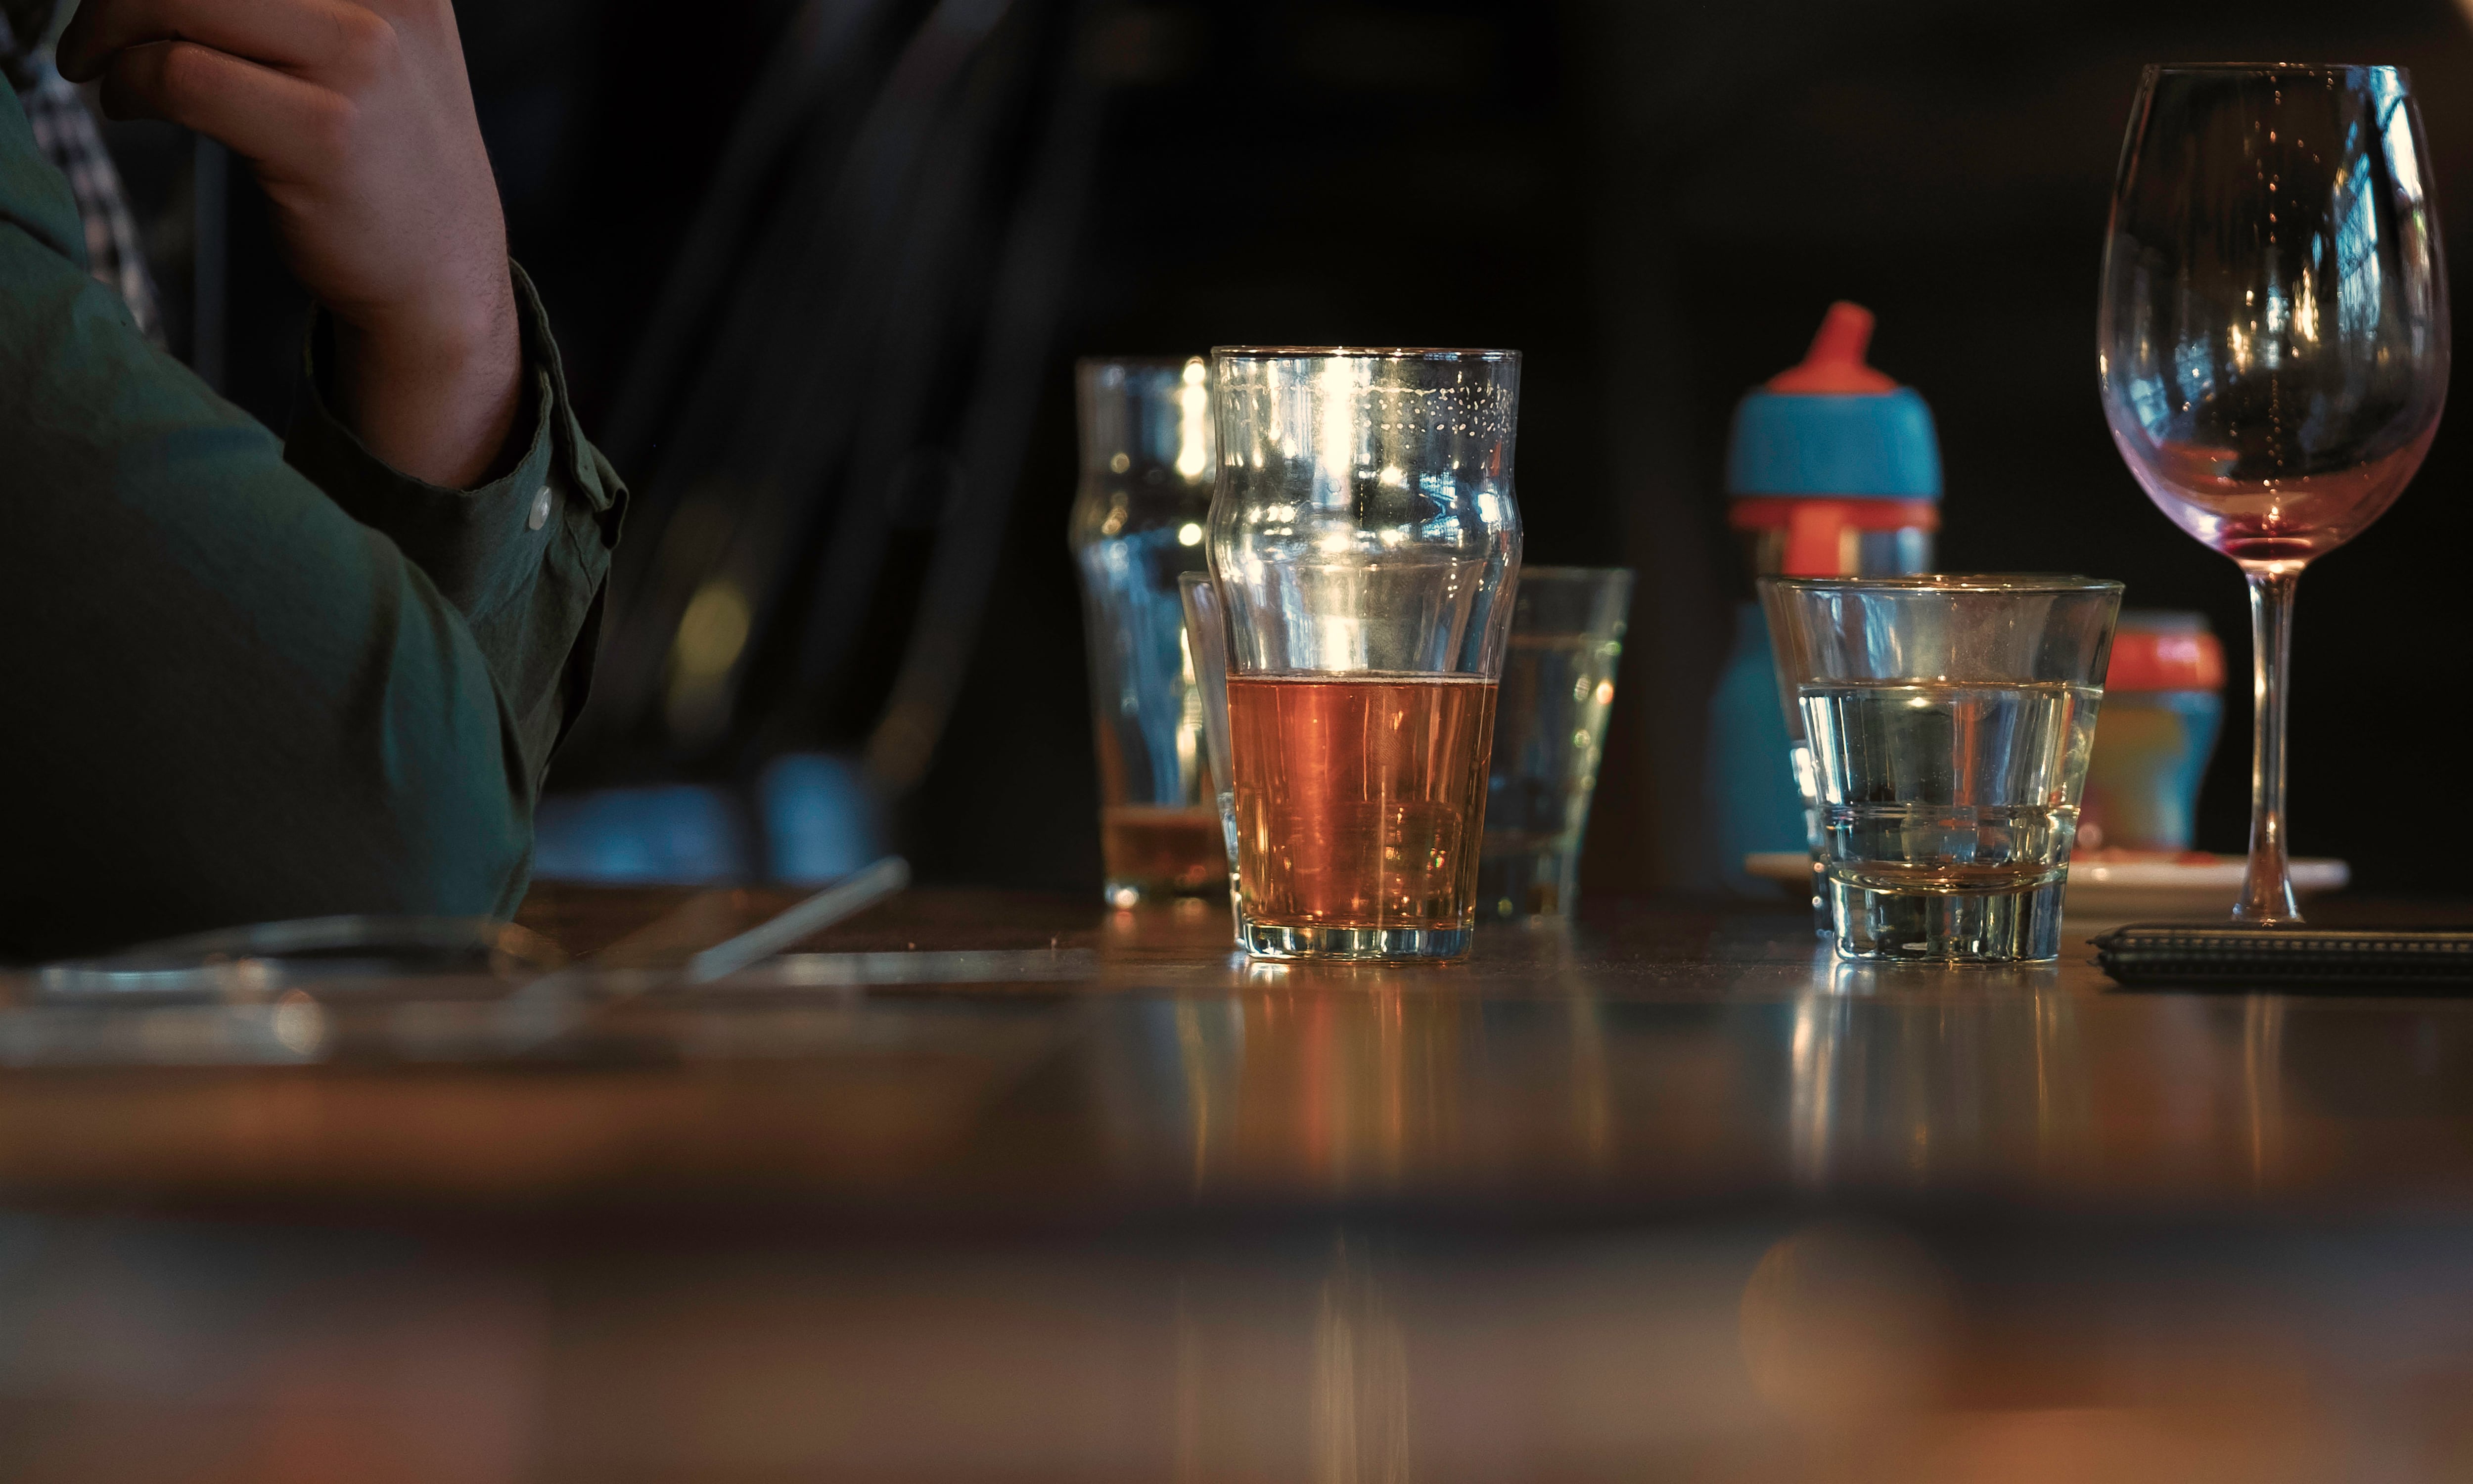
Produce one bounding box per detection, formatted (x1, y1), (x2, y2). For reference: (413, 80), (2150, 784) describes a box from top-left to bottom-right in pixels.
(1177, 571), (1242, 942)
(2099, 65), (2448, 922)
(1478, 567), (1634, 920)
(1209, 347), (1524, 961)
(1068, 357), (1226, 908)
(1762, 576), (2124, 962)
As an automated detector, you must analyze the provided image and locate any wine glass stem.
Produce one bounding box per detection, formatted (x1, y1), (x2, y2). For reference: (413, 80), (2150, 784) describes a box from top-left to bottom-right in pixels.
(2237, 567), (2302, 923)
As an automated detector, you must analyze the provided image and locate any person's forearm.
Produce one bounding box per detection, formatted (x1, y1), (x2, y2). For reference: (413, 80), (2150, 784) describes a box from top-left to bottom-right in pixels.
(285, 261), (630, 781)
(332, 289), (522, 489)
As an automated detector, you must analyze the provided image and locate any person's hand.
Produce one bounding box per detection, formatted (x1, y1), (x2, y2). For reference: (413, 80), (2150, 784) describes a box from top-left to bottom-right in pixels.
(58, 0), (521, 489)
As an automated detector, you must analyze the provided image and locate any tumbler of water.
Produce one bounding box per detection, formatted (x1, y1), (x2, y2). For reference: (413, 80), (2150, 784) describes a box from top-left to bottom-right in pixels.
(1760, 576), (2123, 962)
(1478, 567), (1633, 919)
(1068, 357), (1225, 908)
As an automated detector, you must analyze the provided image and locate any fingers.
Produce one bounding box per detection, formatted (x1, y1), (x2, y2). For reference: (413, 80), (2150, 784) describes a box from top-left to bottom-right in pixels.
(58, 0), (387, 84)
(96, 41), (350, 176)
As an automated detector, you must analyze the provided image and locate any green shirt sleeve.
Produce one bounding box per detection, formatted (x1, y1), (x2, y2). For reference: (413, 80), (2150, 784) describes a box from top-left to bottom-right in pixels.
(0, 73), (626, 960)
(284, 263), (627, 790)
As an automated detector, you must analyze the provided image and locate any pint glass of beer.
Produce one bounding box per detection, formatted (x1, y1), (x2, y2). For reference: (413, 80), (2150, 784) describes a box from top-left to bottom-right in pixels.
(1207, 348), (1524, 961)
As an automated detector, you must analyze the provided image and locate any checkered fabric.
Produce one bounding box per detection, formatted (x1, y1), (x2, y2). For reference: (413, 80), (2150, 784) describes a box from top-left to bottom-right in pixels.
(0, 0), (52, 64)
(3, 5), (165, 343)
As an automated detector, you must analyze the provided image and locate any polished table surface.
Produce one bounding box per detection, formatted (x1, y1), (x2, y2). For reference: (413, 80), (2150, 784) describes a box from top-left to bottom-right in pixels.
(7, 887), (2473, 1481)
(4, 885), (2470, 1218)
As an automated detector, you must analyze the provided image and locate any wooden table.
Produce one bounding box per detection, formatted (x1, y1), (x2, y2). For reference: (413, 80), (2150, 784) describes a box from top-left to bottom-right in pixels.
(4, 886), (2473, 1481)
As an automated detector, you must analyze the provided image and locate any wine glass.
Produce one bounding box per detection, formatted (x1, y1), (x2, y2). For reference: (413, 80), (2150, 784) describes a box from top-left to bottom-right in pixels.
(2099, 65), (2448, 922)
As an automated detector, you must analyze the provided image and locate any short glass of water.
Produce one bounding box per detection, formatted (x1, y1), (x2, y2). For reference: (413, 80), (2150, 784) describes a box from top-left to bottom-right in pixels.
(1760, 575), (2123, 962)
(1479, 567), (1633, 920)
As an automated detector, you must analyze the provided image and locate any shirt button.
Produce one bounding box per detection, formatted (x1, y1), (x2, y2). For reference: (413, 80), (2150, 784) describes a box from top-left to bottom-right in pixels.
(528, 486), (554, 531)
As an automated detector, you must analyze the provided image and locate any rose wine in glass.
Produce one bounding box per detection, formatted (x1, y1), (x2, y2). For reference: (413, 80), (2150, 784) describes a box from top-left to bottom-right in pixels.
(2098, 65), (2448, 921)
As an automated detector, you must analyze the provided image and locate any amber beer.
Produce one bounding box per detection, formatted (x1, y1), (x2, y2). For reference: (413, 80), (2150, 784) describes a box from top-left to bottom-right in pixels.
(1099, 803), (1227, 899)
(1211, 345), (1522, 957)
(1227, 674), (1499, 932)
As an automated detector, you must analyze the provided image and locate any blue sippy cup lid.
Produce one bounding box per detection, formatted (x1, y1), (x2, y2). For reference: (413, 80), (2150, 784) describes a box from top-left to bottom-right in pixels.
(1727, 303), (1942, 500)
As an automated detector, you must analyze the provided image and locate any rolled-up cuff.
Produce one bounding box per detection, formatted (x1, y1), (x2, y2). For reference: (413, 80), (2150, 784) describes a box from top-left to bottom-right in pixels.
(282, 261), (626, 781)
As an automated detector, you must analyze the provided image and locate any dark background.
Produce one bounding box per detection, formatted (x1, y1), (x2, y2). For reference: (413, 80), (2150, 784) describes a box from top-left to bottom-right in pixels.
(99, 0), (2473, 898)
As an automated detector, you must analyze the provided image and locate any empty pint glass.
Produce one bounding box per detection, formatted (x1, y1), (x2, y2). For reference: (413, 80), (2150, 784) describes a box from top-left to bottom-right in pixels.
(1069, 357), (1224, 907)
(1209, 348), (1524, 961)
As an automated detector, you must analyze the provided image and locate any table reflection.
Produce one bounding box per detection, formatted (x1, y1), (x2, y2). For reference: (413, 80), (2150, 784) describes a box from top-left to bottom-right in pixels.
(8, 890), (2473, 1479)
(3, 894), (2473, 1211)
(1082, 937), (2376, 1207)
(12, 1201), (2473, 1482)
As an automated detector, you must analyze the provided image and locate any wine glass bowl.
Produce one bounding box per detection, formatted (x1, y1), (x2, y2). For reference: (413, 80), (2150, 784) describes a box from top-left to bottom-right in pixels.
(2098, 65), (2448, 920)
(2127, 432), (2436, 569)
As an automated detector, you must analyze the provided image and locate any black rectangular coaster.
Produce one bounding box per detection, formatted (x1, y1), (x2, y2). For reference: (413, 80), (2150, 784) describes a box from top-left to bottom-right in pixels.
(2092, 924), (2473, 991)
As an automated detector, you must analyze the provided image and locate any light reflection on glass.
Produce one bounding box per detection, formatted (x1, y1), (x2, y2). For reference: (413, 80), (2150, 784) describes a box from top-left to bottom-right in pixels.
(1176, 358), (1212, 480)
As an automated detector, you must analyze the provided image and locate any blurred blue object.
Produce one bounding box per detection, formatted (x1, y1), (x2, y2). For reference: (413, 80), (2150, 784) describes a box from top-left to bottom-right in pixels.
(1707, 602), (1808, 894)
(759, 753), (884, 885)
(532, 785), (753, 884)
(531, 755), (881, 886)
(1707, 306), (1943, 896)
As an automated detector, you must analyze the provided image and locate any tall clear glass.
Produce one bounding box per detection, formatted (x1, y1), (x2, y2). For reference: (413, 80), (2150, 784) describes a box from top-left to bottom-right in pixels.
(1068, 357), (1225, 908)
(1478, 567), (1634, 920)
(1178, 571), (1242, 943)
(1208, 348), (1523, 961)
(2099, 65), (2448, 922)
